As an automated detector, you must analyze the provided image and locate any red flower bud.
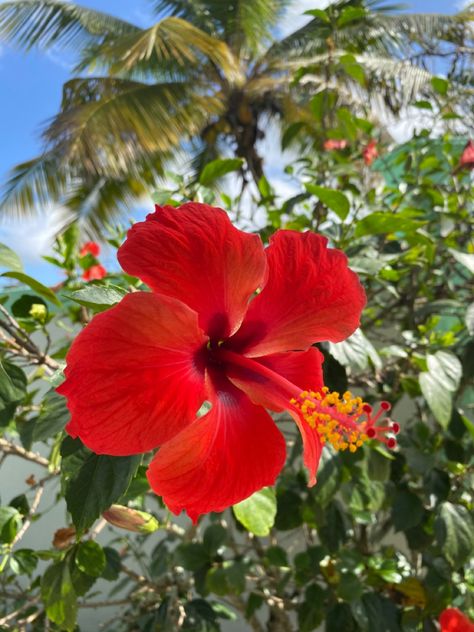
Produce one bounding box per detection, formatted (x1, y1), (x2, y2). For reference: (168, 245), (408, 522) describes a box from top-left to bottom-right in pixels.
(459, 140), (474, 171)
(362, 140), (378, 166)
(323, 139), (348, 151)
(80, 241), (100, 257)
(82, 264), (107, 282)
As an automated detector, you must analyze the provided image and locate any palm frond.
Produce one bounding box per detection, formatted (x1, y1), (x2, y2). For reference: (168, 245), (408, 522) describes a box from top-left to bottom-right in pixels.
(44, 77), (224, 177)
(80, 17), (240, 81)
(268, 4), (472, 61)
(0, 0), (139, 51)
(0, 152), (70, 218)
(153, 0), (290, 54)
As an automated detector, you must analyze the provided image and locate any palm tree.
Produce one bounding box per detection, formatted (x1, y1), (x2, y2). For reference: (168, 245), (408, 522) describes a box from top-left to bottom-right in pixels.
(0, 0), (472, 234)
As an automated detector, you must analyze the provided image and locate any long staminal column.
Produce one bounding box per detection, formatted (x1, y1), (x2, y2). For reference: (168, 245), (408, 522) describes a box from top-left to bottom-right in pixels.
(218, 349), (399, 453)
(291, 389), (399, 453)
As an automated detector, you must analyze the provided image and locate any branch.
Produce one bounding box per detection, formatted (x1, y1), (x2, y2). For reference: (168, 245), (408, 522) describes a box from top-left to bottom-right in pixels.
(0, 437), (52, 468)
(11, 482), (45, 548)
(0, 304), (59, 372)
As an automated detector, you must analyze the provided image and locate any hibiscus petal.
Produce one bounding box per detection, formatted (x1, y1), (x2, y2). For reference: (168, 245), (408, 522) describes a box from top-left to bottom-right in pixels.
(57, 292), (208, 455)
(146, 377), (286, 521)
(228, 230), (366, 356)
(226, 347), (324, 486)
(118, 203), (267, 339)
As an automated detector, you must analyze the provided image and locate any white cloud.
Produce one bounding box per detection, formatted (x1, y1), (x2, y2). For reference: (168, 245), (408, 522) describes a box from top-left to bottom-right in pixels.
(279, 0), (332, 37)
(0, 206), (70, 265)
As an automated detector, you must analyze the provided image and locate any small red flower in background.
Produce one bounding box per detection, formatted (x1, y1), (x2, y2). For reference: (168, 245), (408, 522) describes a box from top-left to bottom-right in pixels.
(440, 608), (474, 632)
(363, 139), (378, 165)
(80, 241), (101, 258)
(82, 264), (107, 282)
(323, 139), (348, 151)
(58, 203), (398, 521)
(458, 140), (474, 171)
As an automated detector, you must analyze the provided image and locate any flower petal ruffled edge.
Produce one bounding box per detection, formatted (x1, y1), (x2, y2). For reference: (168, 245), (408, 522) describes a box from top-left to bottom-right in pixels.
(57, 292), (208, 455)
(228, 230), (366, 356)
(118, 203), (268, 339)
(147, 376), (286, 522)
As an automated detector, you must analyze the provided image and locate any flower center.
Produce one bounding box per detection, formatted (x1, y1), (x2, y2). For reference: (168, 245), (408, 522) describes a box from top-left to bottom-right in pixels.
(291, 388), (399, 452)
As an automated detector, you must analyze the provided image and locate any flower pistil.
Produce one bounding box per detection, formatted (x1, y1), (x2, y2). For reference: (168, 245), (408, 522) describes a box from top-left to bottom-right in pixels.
(291, 388), (398, 452)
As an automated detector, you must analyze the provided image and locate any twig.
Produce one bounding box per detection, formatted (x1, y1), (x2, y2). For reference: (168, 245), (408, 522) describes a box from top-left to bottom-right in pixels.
(90, 517), (108, 540)
(0, 596), (41, 626)
(0, 304), (59, 371)
(0, 438), (50, 468)
(11, 483), (45, 548)
(78, 599), (131, 609)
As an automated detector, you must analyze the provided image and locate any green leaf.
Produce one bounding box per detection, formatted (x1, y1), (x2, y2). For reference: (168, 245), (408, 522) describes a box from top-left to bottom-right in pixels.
(420, 351), (462, 427)
(65, 454), (141, 533)
(1, 271), (60, 306)
(354, 212), (425, 237)
(431, 76), (449, 95)
(298, 584), (325, 632)
(328, 329), (381, 371)
(435, 502), (474, 568)
(305, 184), (350, 220)
(465, 303), (474, 335)
(0, 506), (21, 544)
(0, 360), (27, 410)
(232, 487), (277, 537)
(419, 371), (452, 427)
(0, 242), (22, 271)
(75, 541), (106, 577)
(67, 285), (126, 311)
(11, 294), (48, 319)
(257, 175), (273, 199)
(426, 351), (462, 392)
(305, 9), (330, 23)
(340, 54), (365, 86)
(199, 158), (244, 187)
(41, 560), (77, 632)
(391, 490), (424, 532)
(449, 249), (474, 274)
(102, 547), (121, 581)
(337, 6), (367, 27)
(33, 390), (69, 442)
(203, 524), (227, 556)
(175, 542), (209, 571)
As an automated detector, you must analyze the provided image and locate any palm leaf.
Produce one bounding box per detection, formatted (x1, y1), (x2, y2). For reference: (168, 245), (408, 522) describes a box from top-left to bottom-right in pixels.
(81, 17), (240, 81)
(44, 77), (224, 177)
(268, 3), (472, 61)
(0, 0), (139, 51)
(153, 0), (290, 54)
(0, 152), (70, 218)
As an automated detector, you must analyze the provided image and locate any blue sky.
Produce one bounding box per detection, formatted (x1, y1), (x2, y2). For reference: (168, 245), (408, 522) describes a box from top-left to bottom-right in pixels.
(0, 0), (462, 282)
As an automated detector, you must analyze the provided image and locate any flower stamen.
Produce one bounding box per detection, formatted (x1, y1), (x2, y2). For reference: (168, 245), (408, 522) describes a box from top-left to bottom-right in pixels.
(290, 388), (398, 452)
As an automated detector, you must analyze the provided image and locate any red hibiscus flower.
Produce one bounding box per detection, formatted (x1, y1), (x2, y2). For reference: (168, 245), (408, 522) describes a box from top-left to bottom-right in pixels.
(363, 139), (379, 166)
(459, 140), (474, 171)
(80, 241), (101, 258)
(324, 139), (348, 151)
(440, 608), (474, 632)
(57, 203), (397, 521)
(82, 264), (107, 282)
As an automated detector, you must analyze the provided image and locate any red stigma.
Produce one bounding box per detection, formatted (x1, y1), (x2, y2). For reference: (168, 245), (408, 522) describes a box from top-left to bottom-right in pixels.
(391, 422), (400, 434)
(362, 403), (373, 414)
(387, 438), (397, 449)
(380, 401), (391, 411)
(366, 427), (377, 438)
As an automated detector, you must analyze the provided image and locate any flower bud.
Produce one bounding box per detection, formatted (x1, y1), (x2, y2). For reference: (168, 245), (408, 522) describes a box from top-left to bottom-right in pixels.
(102, 505), (159, 534)
(29, 303), (47, 323)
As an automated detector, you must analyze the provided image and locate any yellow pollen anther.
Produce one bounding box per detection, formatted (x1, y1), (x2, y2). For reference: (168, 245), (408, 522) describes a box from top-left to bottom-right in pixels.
(290, 389), (397, 454)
